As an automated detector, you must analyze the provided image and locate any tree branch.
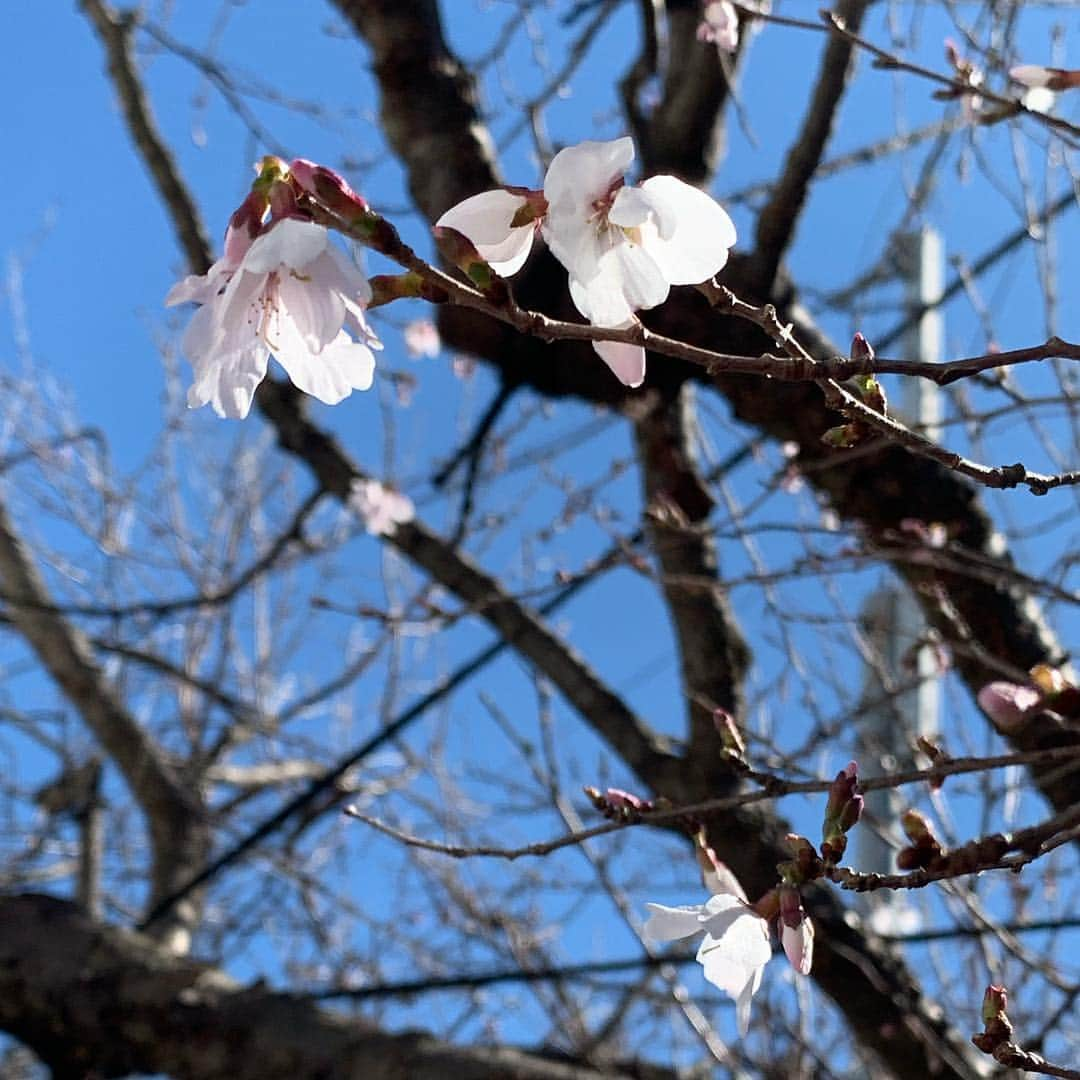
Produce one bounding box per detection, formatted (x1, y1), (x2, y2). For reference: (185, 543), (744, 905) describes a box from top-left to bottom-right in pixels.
(0, 893), (679, 1080)
(0, 495), (208, 950)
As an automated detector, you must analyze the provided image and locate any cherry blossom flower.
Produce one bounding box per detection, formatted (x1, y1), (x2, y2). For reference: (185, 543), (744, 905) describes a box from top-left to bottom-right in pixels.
(644, 892), (771, 1035)
(167, 217), (381, 419)
(434, 137), (736, 389)
(542, 137), (736, 387)
(697, 1), (739, 54)
(1009, 68), (1060, 113)
(403, 319), (441, 359)
(349, 478), (415, 537)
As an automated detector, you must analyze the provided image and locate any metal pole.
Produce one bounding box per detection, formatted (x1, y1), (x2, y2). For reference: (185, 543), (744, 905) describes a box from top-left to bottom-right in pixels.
(855, 229), (943, 923)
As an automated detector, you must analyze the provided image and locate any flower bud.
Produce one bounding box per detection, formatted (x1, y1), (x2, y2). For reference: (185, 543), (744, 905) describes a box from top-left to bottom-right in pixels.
(850, 331), (875, 364)
(821, 762), (862, 865)
(852, 373), (887, 415)
(289, 158), (370, 216)
(897, 808), (944, 870)
(982, 984), (1007, 1026)
(821, 423), (865, 449)
(781, 915), (814, 976)
(825, 762), (859, 822)
(368, 273), (449, 309)
(778, 884), (804, 929)
(223, 189), (268, 268)
(434, 226), (511, 304)
(977, 681), (1041, 732)
(583, 785), (654, 820)
(901, 808), (934, 843)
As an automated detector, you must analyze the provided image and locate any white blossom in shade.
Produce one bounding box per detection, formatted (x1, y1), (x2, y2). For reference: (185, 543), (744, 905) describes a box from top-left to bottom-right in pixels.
(403, 318), (441, 359)
(349, 478), (415, 537)
(644, 893), (770, 1035)
(542, 137), (737, 387)
(781, 918), (814, 976)
(166, 217), (381, 419)
(435, 190), (537, 276)
(697, 1), (739, 53)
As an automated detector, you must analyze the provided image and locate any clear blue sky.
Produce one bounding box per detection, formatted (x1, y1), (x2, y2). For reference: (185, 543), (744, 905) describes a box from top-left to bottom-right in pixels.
(3, 0), (1079, 1057)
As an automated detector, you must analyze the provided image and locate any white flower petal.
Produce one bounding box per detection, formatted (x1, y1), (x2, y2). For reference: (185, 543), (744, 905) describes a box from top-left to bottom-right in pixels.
(608, 186), (655, 229)
(1023, 86), (1056, 114)
(437, 190), (536, 276)
(243, 218), (328, 273)
(605, 241), (670, 312)
(702, 863), (749, 902)
(1011, 64), (1053, 89)
(544, 137), (635, 211)
(478, 227), (536, 276)
(187, 342), (269, 420)
(568, 239), (668, 327)
(165, 264), (228, 307)
(735, 965), (763, 1036)
(276, 265), (347, 353)
(323, 245), (373, 306)
(639, 175), (736, 285)
(271, 325), (375, 405)
(695, 898), (771, 1033)
(437, 190), (525, 246)
(180, 303), (223, 364)
(642, 902), (710, 942)
(592, 337), (645, 388)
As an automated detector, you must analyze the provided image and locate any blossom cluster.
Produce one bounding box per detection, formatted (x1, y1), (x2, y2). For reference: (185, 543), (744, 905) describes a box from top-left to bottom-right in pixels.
(437, 136), (737, 388)
(166, 156), (381, 419)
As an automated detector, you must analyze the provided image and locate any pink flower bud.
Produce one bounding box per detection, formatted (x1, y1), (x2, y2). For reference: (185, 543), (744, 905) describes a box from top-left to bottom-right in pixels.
(977, 681), (1042, 731)
(223, 190), (269, 269)
(781, 915), (814, 976)
(778, 884), (803, 929)
(604, 788), (647, 812)
(289, 158), (369, 216)
(850, 331), (875, 364)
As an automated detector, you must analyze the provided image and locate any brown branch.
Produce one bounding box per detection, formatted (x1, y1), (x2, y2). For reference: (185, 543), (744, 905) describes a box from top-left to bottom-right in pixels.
(330, 0), (501, 220)
(830, 802), (1080, 893)
(631, 387), (750, 785)
(98, 2), (1018, 1070)
(0, 893), (676, 1080)
(0, 495), (208, 950)
(80, 0), (213, 274)
(345, 742), (1080, 862)
(636, 0), (732, 181)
